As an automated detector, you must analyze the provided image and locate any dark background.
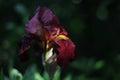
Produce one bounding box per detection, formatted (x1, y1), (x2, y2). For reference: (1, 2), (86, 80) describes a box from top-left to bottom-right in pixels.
(0, 0), (120, 80)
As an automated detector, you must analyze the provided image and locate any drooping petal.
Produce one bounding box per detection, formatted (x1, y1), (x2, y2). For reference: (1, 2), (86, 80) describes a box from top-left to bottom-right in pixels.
(55, 35), (75, 67)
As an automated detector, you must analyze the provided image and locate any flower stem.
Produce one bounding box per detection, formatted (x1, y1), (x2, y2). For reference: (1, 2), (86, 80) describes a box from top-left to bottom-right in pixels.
(44, 62), (58, 80)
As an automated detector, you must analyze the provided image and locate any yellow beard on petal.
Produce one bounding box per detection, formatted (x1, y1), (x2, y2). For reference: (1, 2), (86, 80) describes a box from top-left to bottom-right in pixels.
(55, 35), (69, 40)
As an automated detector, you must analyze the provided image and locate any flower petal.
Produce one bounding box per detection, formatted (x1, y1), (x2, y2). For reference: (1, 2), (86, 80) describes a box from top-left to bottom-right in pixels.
(55, 37), (75, 67)
(38, 6), (59, 26)
(25, 7), (43, 36)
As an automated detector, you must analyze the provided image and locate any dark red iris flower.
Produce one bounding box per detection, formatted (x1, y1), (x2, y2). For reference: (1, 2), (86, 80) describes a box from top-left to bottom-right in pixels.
(19, 6), (75, 67)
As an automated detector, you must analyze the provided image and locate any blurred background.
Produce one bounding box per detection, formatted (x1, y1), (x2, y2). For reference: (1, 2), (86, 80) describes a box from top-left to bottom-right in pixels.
(0, 0), (120, 80)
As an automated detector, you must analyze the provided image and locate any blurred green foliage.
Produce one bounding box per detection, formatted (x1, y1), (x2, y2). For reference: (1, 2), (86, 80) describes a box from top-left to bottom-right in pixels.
(0, 0), (120, 80)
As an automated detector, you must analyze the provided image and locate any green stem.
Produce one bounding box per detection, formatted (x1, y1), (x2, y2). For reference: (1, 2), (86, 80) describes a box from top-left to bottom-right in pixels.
(44, 63), (58, 80)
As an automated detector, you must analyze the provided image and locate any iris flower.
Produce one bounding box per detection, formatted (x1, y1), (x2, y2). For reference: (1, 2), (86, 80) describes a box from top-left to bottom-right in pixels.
(19, 6), (75, 67)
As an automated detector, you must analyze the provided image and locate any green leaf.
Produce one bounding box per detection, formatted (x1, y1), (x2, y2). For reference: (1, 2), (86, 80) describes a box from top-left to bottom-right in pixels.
(34, 72), (44, 80)
(9, 68), (23, 80)
(53, 67), (61, 80)
(23, 64), (44, 80)
(63, 74), (72, 80)
(43, 71), (49, 80)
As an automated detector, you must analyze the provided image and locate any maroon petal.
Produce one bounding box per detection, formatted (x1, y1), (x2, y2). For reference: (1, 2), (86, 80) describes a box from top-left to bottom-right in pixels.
(55, 38), (75, 67)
